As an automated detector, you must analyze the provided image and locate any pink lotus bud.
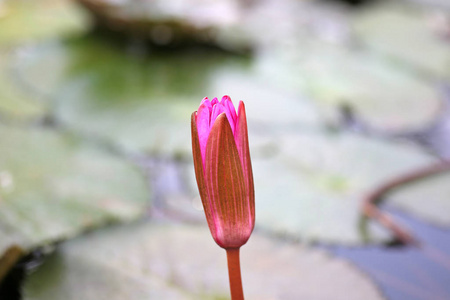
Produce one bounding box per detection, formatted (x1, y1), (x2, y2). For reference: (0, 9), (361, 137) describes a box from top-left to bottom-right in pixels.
(191, 95), (255, 249)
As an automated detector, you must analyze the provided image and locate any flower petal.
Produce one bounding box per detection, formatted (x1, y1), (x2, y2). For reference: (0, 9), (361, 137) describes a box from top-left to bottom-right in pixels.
(200, 97), (212, 114)
(205, 113), (252, 248)
(235, 101), (255, 231)
(211, 97), (219, 106)
(210, 103), (226, 127)
(191, 112), (217, 238)
(221, 95), (237, 134)
(196, 102), (212, 164)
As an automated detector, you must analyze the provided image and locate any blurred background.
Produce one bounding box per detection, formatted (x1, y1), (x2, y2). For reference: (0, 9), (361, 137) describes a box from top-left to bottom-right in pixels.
(0, 0), (450, 299)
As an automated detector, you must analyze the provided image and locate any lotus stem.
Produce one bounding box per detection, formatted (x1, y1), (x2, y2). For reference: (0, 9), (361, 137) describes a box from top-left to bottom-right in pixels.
(226, 248), (244, 300)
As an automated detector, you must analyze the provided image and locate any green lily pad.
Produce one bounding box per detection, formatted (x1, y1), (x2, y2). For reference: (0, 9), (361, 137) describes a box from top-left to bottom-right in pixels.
(15, 37), (320, 157)
(352, 2), (450, 80)
(73, 0), (251, 51)
(255, 37), (442, 131)
(388, 170), (450, 226)
(24, 223), (385, 300)
(403, 0), (450, 9)
(0, 0), (87, 46)
(0, 50), (46, 121)
(178, 130), (435, 245)
(0, 124), (150, 264)
(253, 131), (436, 244)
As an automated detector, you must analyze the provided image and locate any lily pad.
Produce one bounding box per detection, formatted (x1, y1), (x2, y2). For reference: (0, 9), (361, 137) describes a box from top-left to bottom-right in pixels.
(388, 170), (450, 227)
(253, 131), (436, 244)
(0, 124), (150, 265)
(352, 2), (450, 80)
(0, 0), (87, 46)
(404, 0), (450, 9)
(15, 37), (320, 157)
(255, 37), (442, 131)
(74, 0), (251, 50)
(24, 222), (385, 300)
(0, 50), (46, 121)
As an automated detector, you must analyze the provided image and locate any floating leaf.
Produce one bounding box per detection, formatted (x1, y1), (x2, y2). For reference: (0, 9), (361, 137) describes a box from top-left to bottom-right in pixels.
(0, 0), (87, 46)
(252, 131), (437, 244)
(0, 51), (46, 121)
(250, 131), (439, 244)
(255, 37), (442, 131)
(24, 223), (385, 300)
(352, 2), (450, 80)
(388, 170), (450, 227)
(0, 124), (150, 262)
(74, 0), (251, 51)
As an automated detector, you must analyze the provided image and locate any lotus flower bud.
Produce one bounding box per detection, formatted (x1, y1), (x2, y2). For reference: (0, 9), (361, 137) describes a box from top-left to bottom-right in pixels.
(191, 96), (255, 249)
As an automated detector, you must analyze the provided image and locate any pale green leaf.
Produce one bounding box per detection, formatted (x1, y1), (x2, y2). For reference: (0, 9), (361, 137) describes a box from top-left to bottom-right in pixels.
(0, 51), (46, 121)
(255, 37), (442, 131)
(24, 223), (385, 300)
(0, 0), (87, 46)
(388, 170), (450, 226)
(0, 124), (150, 257)
(352, 2), (450, 80)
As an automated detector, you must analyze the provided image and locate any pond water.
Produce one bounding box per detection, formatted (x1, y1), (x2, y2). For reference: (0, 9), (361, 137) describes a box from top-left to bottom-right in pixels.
(331, 209), (450, 300)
